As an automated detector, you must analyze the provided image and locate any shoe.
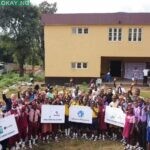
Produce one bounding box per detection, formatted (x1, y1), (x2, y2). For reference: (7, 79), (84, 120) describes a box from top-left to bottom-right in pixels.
(98, 134), (101, 140)
(55, 136), (59, 142)
(93, 136), (98, 142)
(102, 135), (105, 141)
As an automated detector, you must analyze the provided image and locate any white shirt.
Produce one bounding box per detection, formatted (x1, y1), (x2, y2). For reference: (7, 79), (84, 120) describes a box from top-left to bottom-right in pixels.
(143, 69), (149, 76)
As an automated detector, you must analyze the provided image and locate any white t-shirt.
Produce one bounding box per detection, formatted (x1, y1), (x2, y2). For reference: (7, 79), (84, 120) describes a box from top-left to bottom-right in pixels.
(143, 69), (149, 76)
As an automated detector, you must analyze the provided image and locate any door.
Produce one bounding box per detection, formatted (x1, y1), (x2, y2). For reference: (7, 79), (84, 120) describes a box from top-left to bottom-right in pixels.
(110, 61), (121, 77)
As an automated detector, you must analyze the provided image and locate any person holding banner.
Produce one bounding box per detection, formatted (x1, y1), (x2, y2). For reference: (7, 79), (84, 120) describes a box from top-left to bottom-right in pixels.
(64, 96), (71, 138)
(0, 108), (9, 150)
(98, 98), (107, 141)
(41, 98), (52, 143)
(89, 101), (99, 141)
(109, 94), (119, 141)
(8, 102), (20, 150)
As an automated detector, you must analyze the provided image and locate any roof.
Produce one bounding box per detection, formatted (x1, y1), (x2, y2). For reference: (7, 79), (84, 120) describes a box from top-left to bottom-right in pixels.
(41, 13), (150, 26)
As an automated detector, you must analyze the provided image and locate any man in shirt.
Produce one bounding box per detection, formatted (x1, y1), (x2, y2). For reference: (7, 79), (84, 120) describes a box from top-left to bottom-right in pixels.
(143, 68), (149, 86)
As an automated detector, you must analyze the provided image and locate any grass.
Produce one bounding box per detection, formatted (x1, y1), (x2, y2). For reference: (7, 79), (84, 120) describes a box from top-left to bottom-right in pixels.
(32, 139), (123, 150)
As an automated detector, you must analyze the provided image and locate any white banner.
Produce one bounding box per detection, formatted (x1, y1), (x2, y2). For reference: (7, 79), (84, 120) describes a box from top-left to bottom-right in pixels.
(104, 106), (125, 127)
(41, 105), (65, 123)
(0, 115), (18, 141)
(69, 106), (92, 124)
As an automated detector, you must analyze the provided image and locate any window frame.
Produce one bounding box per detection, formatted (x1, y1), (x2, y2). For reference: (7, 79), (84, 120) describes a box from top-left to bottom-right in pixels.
(71, 62), (88, 69)
(128, 28), (142, 42)
(72, 27), (89, 35)
(108, 28), (122, 41)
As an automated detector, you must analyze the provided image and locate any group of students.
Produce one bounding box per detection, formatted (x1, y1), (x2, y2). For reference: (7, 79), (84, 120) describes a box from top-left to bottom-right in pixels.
(0, 80), (150, 150)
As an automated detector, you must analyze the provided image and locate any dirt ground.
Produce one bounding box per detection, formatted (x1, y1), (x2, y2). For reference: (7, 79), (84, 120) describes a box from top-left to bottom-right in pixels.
(32, 139), (123, 150)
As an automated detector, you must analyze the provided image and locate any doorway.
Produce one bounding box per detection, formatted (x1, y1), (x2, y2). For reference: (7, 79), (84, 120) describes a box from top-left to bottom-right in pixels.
(110, 61), (122, 77)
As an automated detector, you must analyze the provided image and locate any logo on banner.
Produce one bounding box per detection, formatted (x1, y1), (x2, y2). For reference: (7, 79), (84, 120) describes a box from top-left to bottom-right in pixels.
(77, 110), (84, 118)
(54, 111), (60, 117)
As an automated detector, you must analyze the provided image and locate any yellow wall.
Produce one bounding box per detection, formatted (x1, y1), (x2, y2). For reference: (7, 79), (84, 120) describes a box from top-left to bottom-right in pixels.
(44, 25), (150, 77)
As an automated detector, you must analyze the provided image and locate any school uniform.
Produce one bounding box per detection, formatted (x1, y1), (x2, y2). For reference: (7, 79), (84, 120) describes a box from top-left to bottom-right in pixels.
(28, 108), (40, 138)
(65, 104), (70, 128)
(90, 107), (99, 130)
(147, 111), (150, 143)
(138, 107), (147, 150)
(18, 111), (28, 141)
(8, 108), (20, 148)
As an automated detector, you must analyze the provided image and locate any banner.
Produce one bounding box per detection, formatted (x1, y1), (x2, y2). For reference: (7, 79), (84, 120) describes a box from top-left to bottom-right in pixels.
(69, 106), (92, 124)
(104, 106), (125, 127)
(41, 105), (65, 123)
(0, 115), (18, 141)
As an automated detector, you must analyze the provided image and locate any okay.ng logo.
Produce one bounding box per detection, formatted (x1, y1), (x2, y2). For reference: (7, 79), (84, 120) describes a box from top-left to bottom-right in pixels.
(77, 110), (84, 118)
(0, 0), (30, 6)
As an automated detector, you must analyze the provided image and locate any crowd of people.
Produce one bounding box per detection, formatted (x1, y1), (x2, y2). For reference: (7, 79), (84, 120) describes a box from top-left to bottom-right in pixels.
(0, 79), (150, 150)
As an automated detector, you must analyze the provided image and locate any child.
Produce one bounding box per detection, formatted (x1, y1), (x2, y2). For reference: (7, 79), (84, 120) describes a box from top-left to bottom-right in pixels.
(98, 98), (107, 141)
(89, 101), (99, 141)
(18, 105), (28, 149)
(28, 102), (40, 148)
(8, 102), (20, 150)
(123, 104), (135, 150)
(147, 103), (150, 150)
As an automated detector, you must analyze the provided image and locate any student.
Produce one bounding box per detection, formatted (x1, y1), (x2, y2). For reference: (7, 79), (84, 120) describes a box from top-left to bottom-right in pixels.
(89, 101), (99, 141)
(64, 96), (71, 138)
(28, 102), (40, 148)
(18, 105), (28, 149)
(41, 98), (52, 143)
(98, 98), (107, 141)
(8, 102), (20, 150)
(123, 104), (136, 150)
(147, 103), (150, 150)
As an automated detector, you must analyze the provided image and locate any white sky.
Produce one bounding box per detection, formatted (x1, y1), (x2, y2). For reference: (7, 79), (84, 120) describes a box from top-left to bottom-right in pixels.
(31, 0), (150, 13)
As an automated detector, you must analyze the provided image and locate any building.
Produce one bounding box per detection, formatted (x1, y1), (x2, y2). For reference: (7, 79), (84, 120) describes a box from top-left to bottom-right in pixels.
(42, 13), (150, 84)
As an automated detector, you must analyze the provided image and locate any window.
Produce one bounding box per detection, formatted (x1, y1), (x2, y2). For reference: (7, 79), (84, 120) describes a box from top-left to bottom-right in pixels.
(84, 28), (88, 34)
(71, 62), (76, 69)
(77, 62), (81, 68)
(72, 27), (88, 34)
(78, 28), (82, 34)
(108, 28), (122, 41)
(71, 62), (88, 69)
(128, 28), (142, 41)
(83, 63), (87, 68)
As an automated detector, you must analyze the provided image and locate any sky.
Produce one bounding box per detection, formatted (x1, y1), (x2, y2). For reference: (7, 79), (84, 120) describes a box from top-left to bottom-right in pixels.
(31, 0), (150, 13)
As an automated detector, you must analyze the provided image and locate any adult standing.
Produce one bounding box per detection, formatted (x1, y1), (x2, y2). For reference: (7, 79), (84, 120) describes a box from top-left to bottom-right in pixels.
(143, 68), (149, 86)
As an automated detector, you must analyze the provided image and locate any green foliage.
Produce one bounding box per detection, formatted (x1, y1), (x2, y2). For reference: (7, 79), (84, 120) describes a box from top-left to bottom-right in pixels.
(0, 73), (30, 88)
(34, 74), (45, 82)
(0, 2), (57, 76)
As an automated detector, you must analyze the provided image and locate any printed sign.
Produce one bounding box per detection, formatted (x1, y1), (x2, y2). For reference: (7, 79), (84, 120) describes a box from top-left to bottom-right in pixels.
(69, 106), (92, 124)
(104, 106), (125, 127)
(0, 115), (18, 141)
(41, 105), (65, 123)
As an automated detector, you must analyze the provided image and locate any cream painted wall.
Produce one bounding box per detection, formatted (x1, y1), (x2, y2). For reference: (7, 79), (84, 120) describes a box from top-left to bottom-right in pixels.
(44, 25), (150, 77)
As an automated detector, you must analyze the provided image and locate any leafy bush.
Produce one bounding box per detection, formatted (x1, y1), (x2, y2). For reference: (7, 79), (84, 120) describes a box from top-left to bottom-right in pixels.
(34, 75), (44, 82)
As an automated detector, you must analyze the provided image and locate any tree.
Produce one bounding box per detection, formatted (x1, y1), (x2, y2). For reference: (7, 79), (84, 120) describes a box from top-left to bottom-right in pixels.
(37, 1), (57, 69)
(0, 6), (40, 76)
(0, 1), (57, 76)
(0, 35), (14, 63)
